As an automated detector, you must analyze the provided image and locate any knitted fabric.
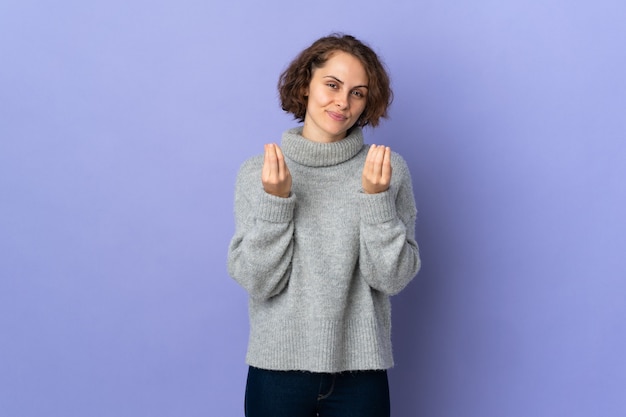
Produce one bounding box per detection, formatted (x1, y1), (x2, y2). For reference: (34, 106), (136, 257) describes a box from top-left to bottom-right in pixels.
(228, 127), (420, 372)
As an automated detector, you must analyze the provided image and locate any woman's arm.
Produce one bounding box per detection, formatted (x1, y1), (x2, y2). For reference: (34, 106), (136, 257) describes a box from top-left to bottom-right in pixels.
(227, 156), (296, 300)
(359, 153), (421, 295)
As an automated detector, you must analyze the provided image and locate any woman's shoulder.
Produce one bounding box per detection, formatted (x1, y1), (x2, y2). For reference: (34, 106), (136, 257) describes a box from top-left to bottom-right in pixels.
(233, 154), (264, 191)
(237, 153), (264, 174)
(390, 150), (411, 173)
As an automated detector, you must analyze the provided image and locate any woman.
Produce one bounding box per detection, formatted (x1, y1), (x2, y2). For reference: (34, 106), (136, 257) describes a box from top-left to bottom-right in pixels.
(228, 33), (421, 417)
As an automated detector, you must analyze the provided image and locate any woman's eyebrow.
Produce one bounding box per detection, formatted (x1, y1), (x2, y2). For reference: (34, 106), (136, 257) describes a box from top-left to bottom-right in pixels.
(324, 75), (369, 89)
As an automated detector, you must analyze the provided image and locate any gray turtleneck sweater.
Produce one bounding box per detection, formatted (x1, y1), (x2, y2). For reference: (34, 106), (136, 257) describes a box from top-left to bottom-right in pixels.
(228, 127), (420, 373)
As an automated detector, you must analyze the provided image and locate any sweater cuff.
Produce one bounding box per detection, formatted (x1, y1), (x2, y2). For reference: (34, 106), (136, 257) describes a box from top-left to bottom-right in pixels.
(359, 189), (396, 224)
(256, 190), (296, 223)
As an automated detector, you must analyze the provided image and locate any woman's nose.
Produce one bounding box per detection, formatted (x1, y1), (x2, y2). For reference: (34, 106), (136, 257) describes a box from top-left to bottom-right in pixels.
(335, 94), (349, 109)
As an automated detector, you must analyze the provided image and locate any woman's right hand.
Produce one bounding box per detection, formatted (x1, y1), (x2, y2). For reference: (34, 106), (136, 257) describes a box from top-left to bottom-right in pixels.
(262, 143), (292, 198)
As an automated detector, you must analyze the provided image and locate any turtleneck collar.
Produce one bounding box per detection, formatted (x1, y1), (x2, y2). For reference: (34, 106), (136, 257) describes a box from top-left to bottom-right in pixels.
(280, 127), (364, 167)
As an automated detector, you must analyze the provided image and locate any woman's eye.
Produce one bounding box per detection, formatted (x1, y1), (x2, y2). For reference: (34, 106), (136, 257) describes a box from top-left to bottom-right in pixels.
(327, 83), (337, 89)
(352, 90), (364, 98)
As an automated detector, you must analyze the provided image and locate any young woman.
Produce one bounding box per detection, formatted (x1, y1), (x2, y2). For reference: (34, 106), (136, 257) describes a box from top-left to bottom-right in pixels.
(228, 33), (421, 417)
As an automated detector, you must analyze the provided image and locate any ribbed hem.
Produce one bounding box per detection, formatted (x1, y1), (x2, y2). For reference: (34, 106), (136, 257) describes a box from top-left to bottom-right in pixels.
(246, 315), (393, 373)
(359, 190), (397, 224)
(256, 191), (296, 223)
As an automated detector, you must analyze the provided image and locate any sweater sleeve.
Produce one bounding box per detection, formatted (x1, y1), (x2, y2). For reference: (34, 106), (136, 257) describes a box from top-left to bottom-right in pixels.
(227, 157), (296, 300)
(358, 154), (421, 295)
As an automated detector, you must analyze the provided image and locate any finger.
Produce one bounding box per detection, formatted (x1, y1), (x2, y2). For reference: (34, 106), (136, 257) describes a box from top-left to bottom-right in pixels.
(374, 145), (385, 172)
(262, 144), (271, 179)
(367, 144), (377, 158)
(369, 145), (385, 176)
(263, 144), (279, 180)
(274, 144), (288, 179)
(364, 144), (379, 176)
(381, 146), (392, 183)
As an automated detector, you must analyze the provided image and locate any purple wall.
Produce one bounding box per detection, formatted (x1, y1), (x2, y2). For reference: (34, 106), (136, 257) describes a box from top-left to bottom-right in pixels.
(1, 1), (625, 416)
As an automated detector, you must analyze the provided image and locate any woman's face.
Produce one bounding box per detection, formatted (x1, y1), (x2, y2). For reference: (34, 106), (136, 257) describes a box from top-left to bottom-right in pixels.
(301, 51), (368, 143)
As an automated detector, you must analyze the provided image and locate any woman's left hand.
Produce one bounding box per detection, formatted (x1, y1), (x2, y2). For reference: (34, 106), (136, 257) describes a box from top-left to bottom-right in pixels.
(362, 144), (392, 194)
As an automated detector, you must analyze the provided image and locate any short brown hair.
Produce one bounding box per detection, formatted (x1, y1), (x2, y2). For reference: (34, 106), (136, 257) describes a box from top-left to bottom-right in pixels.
(278, 33), (393, 128)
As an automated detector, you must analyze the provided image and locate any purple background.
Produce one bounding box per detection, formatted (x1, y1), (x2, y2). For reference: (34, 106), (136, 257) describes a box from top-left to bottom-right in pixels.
(1, 1), (625, 416)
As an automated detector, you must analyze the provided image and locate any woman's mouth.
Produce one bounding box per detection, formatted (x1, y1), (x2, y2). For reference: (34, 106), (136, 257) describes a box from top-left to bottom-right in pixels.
(327, 111), (348, 121)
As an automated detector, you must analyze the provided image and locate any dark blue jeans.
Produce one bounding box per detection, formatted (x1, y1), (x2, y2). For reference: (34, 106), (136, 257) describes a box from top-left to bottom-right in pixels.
(244, 366), (390, 417)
